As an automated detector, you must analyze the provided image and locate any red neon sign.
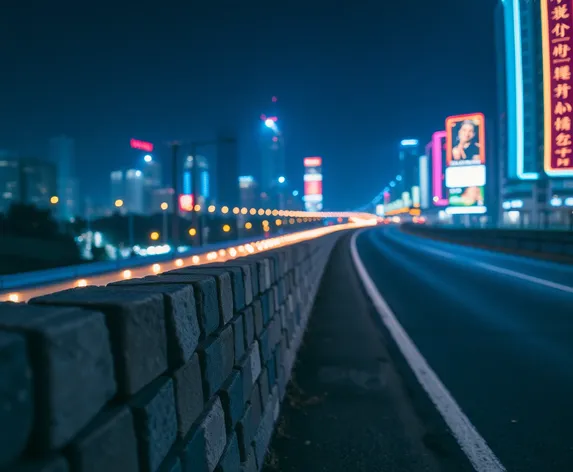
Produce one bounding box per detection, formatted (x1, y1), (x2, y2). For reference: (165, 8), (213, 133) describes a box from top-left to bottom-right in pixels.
(179, 194), (194, 212)
(542, 0), (573, 176)
(304, 180), (322, 196)
(130, 139), (154, 152)
(304, 157), (322, 167)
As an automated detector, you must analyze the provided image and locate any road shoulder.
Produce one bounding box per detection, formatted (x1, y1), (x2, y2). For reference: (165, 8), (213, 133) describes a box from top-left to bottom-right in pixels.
(263, 231), (465, 472)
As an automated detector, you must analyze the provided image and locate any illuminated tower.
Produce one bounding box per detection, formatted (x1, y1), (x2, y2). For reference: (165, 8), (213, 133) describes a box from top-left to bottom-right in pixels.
(259, 96), (286, 206)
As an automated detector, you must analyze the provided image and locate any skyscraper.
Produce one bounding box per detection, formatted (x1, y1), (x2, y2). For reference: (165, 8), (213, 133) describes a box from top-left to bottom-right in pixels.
(399, 139), (420, 195)
(19, 158), (57, 209)
(498, 0), (543, 181)
(142, 156), (162, 213)
(110, 170), (124, 210)
(216, 133), (239, 206)
(259, 98), (286, 206)
(183, 155), (210, 207)
(49, 135), (78, 220)
(125, 169), (144, 214)
(0, 151), (20, 214)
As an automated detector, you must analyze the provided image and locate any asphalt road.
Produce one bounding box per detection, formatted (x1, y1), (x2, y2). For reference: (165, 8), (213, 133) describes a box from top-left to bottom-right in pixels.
(265, 231), (473, 472)
(353, 226), (573, 472)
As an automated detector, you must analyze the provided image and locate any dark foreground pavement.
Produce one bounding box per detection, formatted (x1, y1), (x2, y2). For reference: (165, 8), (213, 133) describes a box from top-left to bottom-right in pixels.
(263, 232), (470, 472)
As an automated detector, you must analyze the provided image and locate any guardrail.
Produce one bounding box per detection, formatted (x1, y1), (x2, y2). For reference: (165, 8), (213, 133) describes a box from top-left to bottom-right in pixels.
(403, 223), (573, 259)
(0, 235), (296, 291)
(0, 228), (346, 471)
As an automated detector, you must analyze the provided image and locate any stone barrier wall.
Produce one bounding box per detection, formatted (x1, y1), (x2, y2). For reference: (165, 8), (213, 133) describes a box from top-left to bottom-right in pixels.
(0, 231), (344, 472)
(402, 223), (573, 260)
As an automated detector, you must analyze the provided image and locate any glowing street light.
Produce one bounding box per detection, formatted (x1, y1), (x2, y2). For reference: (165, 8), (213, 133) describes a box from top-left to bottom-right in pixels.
(278, 176), (286, 184)
(50, 196), (59, 205)
(264, 118), (275, 128)
(114, 199), (123, 208)
(222, 224), (231, 233)
(160, 202), (169, 211)
(144, 155), (152, 162)
(150, 231), (160, 241)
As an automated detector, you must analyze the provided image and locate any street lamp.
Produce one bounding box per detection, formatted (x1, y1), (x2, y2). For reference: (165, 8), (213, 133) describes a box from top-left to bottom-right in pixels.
(50, 196), (59, 205)
(114, 199), (134, 249)
(264, 118), (275, 128)
(144, 155), (152, 163)
(161, 202), (169, 244)
(278, 176), (286, 184)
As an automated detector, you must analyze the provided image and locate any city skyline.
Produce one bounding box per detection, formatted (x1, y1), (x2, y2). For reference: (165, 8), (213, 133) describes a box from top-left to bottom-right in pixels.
(0, 1), (498, 211)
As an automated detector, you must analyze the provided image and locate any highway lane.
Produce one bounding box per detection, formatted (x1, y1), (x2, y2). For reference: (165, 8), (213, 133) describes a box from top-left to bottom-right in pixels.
(354, 226), (573, 472)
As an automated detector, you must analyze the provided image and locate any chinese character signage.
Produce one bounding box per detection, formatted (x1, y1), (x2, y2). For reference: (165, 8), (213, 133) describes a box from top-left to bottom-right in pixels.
(445, 113), (486, 211)
(542, 0), (573, 176)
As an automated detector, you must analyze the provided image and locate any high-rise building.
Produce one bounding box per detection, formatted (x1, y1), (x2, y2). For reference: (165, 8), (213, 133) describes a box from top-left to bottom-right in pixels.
(142, 156), (162, 213)
(125, 169), (144, 214)
(259, 99), (286, 198)
(399, 139), (420, 195)
(239, 176), (257, 209)
(498, 0), (542, 181)
(496, 0), (573, 227)
(19, 158), (57, 210)
(152, 187), (175, 214)
(0, 151), (20, 214)
(110, 170), (125, 211)
(183, 155), (210, 207)
(418, 155), (430, 210)
(49, 135), (78, 220)
(216, 134), (239, 207)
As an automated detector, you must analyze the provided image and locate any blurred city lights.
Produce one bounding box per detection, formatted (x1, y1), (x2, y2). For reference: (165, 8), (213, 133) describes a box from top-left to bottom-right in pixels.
(222, 224), (231, 233)
(264, 118), (274, 128)
(144, 155), (152, 162)
(50, 196), (59, 204)
(278, 176), (286, 184)
(150, 231), (160, 241)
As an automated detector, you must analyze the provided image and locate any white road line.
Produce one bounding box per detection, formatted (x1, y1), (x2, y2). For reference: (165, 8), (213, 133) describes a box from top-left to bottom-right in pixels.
(475, 261), (573, 295)
(350, 229), (506, 472)
(387, 230), (573, 296)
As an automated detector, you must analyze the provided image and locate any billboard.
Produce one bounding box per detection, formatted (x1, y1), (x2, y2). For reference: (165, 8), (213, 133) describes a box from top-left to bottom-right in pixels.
(541, 0), (573, 177)
(303, 157), (323, 211)
(130, 139), (153, 152)
(445, 113), (486, 212)
(431, 131), (448, 206)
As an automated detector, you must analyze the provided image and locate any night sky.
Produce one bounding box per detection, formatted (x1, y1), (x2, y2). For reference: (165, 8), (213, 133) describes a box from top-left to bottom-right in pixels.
(0, 0), (497, 210)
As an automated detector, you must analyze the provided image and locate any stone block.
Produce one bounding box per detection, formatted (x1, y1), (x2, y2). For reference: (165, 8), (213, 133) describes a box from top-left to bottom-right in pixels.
(214, 432), (240, 472)
(253, 387), (279, 469)
(107, 282), (200, 368)
(0, 302), (115, 450)
(0, 330), (32, 468)
(173, 353), (204, 439)
(164, 268), (233, 326)
(30, 287), (165, 397)
(235, 403), (253, 462)
(241, 307), (254, 349)
(202, 265), (246, 312)
(197, 326), (234, 399)
(219, 369), (243, 433)
(251, 300), (263, 337)
(67, 406), (139, 472)
(141, 274), (220, 338)
(230, 313), (245, 362)
(131, 377), (178, 472)
(181, 397), (226, 472)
